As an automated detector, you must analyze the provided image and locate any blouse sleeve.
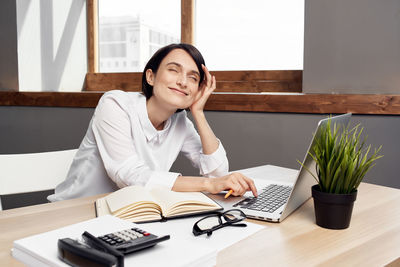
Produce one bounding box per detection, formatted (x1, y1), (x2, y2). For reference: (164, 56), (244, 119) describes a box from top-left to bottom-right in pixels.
(180, 117), (229, 177)
(91, 93), (180, 190)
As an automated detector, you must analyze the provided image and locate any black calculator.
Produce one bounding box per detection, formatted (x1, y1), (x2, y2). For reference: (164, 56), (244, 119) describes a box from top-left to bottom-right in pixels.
(96, 227), (170, 254)
(58, 227), (170, 267)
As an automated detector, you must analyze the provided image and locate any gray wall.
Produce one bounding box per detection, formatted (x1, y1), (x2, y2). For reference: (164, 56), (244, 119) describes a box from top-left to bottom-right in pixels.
(0, 0), (18, 91)
(0, 106), (93, 153)
(303, 0), (400, 94)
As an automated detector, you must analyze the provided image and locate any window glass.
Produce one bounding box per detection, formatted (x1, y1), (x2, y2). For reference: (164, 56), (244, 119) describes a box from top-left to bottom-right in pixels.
(99, 0), (180, 73)
(195, 0), (304, 70)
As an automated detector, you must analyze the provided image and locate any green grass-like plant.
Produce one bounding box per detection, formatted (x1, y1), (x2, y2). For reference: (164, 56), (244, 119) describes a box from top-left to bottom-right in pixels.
(299, 118), (383, 194)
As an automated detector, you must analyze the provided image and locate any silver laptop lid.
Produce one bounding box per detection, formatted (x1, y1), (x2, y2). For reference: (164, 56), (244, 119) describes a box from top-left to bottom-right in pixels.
(279, 113), (352, 221)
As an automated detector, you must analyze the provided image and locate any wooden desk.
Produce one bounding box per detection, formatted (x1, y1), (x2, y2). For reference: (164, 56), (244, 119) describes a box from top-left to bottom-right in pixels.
(1, 183), (400, 266)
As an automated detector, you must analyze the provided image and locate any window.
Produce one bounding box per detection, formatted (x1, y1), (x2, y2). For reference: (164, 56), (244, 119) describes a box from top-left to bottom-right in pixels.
(87, 0), (303, 94)
(195, 0), (304, 70)
(100, 43), (126, 58)
(98, 0), (181, 72)
(100, 26), (126, 42)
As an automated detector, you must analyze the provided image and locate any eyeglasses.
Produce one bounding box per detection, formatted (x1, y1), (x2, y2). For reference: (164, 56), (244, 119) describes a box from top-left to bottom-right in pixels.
(192, 209), (247, 237)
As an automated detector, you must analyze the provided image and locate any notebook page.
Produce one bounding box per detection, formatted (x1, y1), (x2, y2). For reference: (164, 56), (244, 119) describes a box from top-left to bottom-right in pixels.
(105, 185), (156, 213)
(150, 187), (219, 216)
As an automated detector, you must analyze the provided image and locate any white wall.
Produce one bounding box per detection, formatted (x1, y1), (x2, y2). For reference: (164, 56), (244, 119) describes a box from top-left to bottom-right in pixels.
(17, 0), (87, 92)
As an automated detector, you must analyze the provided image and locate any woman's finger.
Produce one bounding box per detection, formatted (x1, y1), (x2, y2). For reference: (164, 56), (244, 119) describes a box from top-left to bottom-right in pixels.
(194, 89), (202, 102)
(237, 177), (250, 195)
(232, 184), (243, 196)
(225, 173), (244, 196)
(202, 64), (212, 88)
(212, 75), (216, 89)
(242, 175), (258, 197)
(208, 75), (216, 93)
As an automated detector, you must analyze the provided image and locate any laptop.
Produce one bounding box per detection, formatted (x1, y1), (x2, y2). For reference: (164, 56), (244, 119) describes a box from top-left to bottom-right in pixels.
(209, 113), (352, 222)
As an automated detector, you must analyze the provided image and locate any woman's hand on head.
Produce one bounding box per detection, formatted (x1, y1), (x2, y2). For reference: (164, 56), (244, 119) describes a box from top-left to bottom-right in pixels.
(206, 172), (258, 197)
(189, 64), (216, 114)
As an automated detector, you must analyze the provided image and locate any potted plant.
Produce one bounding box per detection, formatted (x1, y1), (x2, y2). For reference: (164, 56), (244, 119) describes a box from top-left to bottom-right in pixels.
(300, 118), (383, 229)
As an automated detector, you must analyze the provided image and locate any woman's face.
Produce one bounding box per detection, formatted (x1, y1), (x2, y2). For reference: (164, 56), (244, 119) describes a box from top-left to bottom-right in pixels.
(146, 49), (201, 110)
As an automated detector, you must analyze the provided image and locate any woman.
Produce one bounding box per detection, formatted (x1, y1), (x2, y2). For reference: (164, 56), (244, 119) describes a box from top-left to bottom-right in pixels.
(48, 43), (257, 202)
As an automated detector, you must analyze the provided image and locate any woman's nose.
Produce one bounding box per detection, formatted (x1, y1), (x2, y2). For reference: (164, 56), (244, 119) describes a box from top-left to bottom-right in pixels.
(177, 74), (187, 87)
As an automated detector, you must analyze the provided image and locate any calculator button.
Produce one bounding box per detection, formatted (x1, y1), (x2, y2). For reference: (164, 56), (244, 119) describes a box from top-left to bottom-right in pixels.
(97, 227), (170, 255)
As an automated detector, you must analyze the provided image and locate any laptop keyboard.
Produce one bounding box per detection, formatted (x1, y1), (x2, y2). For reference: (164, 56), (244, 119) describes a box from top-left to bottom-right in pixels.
(233, 184), (293, 213)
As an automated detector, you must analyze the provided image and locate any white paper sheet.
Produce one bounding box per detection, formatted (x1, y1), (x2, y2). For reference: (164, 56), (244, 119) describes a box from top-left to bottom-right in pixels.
(13, 215), (264, 267)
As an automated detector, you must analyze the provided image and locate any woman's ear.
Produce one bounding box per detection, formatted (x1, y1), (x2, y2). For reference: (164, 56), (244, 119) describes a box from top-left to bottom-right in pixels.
(146, 69), (155, 86)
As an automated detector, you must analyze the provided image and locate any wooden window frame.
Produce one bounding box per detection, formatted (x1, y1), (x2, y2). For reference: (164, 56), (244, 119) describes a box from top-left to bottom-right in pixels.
(1, 0), (400, 115)
(87, 0), (98, 73)
(1, 91), (400, 115)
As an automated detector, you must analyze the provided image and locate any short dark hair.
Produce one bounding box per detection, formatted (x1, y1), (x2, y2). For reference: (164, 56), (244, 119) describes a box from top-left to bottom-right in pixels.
(141, 43), (206, 100)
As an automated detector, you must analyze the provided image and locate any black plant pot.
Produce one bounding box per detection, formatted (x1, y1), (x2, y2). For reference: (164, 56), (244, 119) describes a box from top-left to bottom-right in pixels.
(311, 185), (358, 230)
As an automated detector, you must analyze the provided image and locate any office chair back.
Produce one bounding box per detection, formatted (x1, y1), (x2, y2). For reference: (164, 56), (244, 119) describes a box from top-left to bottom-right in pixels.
(0, 149), (77, 210)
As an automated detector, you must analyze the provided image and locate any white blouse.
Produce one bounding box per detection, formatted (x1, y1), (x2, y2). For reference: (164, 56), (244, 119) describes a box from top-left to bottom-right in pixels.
(48, 90), (229, 201)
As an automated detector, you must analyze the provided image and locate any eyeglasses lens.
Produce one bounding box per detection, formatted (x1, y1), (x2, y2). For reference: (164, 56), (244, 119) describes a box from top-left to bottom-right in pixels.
(196, 216), (220, 231)
(224, 210), (245, 222)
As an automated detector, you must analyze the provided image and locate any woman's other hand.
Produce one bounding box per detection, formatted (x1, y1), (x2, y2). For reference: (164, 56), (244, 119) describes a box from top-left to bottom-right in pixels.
(190, 64), (216, 114)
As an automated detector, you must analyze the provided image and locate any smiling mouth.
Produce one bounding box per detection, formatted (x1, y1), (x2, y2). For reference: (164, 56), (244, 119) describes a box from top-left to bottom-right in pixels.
(169, 87), (188, 96)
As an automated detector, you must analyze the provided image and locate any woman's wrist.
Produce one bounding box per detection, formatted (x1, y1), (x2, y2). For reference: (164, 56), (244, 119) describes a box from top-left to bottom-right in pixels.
(204, 177), (220, 194)
(203, 177), (212, 192)
(191, 109), (205, 122)
(173, 176), (215, 193)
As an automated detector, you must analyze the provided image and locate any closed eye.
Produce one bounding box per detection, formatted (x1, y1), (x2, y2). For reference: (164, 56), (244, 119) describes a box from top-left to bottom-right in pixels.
(189, 76), (198, 82)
